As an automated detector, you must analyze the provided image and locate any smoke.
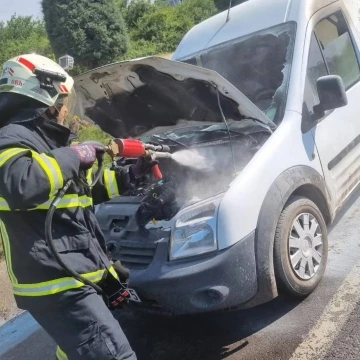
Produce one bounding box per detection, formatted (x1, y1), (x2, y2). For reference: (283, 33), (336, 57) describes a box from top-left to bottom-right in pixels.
(171, 149), (213, 171)
(168, 146), (236, 207)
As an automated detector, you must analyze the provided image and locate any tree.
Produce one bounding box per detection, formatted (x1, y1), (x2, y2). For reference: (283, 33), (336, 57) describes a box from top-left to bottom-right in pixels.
(214, 0), (247, 12)
(129, 0), (217, 55)
(0, 16), (54, 66)
(42, 0), (129, 69)
(123, 0), (155, 29)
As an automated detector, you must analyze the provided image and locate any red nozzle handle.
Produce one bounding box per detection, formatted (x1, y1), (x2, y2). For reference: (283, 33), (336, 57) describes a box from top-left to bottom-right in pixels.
(117, 139), (145, 158)
(152, 164), (163, 180)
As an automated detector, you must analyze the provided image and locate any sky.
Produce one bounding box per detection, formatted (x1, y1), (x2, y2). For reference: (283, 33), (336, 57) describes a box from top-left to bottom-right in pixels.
(0, 0), (42, 22)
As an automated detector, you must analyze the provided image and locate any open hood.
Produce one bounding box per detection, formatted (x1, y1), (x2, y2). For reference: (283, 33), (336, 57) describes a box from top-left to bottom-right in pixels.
(74, 56), (276, 138)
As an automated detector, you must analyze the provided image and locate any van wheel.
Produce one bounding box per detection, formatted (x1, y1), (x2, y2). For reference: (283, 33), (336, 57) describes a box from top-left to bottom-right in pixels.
(274, 196), (328, 297)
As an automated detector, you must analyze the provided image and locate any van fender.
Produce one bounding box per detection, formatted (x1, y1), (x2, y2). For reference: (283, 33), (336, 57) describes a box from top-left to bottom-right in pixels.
(239, 165), (331, 309)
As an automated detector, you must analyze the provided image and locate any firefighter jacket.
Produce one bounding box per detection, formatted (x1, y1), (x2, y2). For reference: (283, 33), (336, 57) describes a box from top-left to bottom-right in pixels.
(0, 111), (126, 310)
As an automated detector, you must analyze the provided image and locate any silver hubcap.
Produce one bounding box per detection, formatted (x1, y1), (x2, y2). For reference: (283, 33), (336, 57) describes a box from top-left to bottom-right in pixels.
(288, 213), (323, 280)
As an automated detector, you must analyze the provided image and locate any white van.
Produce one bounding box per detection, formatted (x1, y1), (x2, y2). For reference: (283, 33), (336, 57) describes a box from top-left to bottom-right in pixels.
(76, 0), (360, 315)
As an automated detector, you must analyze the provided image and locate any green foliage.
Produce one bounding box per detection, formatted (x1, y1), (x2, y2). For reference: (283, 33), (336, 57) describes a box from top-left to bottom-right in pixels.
(121, 39), (159, 60)
(123, 0), (155, 29)
(77, 125), (112, 144)
(122, 0), (217, 59)
(0, 15), (55, 66)
(42, 0), (130, 69)
(181, 0), (218, 26)
(115, 0), (128, 11)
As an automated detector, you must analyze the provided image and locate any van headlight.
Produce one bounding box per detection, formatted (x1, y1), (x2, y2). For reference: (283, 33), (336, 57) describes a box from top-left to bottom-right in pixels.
(170, 196), (223, 261)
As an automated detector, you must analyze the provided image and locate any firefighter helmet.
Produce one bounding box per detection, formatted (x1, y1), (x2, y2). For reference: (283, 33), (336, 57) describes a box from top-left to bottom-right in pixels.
(0, 54), (76, 121)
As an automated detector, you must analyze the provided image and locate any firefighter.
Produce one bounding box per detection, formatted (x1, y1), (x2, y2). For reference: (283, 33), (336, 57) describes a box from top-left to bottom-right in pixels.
(0, 54), (144, 360)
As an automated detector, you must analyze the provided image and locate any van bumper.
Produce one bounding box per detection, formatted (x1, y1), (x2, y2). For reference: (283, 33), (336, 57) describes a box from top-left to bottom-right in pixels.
(128, 231), (258, 315)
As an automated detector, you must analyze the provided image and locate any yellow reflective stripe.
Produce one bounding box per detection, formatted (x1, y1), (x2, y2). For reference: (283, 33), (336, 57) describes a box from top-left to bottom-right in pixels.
(47, 155), (64, 190)
(12, 268), (110, 297)
(109, 266), (119, 280)
(0, 220), (17, 284)
(0, 199), (10, 211)
(0, 149), (64, 196)
(0, 195), (93, 211)
(86, 168), (93, 186)
(56, 346), (68, 360)
(31, 152), (64, 196)
(33, 195), (93, 210)
(104, 169), (120, 199)
(0, 148), (28, 166)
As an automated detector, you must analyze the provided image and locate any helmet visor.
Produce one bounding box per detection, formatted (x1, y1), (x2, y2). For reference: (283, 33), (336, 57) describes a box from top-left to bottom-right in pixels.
(55, 88), (77, 126)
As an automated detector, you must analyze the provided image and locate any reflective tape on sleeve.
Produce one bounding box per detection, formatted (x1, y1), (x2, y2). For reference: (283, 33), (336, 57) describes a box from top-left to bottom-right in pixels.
(0, 148), (28, 166)
(109, 266), (119, 280)
(12, 267), (111, 297)
(31, 152), (64, 196)
(0, 194), (93, 211)
(0, 149), (64, 196)
(104, 169), (120, 199)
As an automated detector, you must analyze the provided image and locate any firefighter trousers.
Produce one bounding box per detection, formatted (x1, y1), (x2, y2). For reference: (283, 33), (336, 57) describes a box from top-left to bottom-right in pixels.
(29, 288), (137, 360)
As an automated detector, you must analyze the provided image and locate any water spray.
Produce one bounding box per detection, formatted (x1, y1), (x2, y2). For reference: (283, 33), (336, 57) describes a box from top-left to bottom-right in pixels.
(107, 138), (212, 178)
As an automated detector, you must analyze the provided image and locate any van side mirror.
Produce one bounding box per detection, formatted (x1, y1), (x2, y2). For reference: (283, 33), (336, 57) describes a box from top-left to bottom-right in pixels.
(313, 75), (348, 117)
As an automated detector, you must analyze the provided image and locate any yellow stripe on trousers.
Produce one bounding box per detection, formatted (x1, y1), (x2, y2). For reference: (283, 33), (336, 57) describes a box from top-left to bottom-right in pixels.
(0, 220), (17, 284)
(12, 268), (110, 296)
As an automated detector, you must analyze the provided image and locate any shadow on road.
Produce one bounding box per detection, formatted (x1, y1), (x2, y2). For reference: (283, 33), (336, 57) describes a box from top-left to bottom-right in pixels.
(117, 295), (301, 360)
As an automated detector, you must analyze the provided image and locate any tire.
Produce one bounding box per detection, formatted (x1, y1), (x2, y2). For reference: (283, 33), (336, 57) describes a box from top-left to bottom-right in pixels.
(274, 196), (328, 297)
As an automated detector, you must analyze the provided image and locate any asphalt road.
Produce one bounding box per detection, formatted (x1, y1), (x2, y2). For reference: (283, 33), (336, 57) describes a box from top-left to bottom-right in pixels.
(4, 188), (360, 360)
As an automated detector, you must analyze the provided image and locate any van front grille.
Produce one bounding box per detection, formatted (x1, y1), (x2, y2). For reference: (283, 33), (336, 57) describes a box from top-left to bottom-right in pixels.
(117, 241), (157, 270)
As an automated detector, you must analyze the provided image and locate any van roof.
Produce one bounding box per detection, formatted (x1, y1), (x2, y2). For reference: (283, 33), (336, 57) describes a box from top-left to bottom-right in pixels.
(173, 0), (338, 60)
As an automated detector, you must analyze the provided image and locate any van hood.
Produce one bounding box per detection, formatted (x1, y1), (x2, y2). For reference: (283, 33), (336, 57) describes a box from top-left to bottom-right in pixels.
(74, 56), (275, 138)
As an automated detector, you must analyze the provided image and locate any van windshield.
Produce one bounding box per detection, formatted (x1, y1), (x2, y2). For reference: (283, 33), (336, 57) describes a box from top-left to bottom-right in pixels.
(179, 22), (296, 124)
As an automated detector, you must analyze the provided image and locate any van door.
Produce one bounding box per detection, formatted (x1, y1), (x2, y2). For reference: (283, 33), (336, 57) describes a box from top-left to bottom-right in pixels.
(304, 9), (360, 211)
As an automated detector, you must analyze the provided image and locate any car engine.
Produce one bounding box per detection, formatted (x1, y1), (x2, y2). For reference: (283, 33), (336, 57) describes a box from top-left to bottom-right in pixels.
(96, 123), (270, 266)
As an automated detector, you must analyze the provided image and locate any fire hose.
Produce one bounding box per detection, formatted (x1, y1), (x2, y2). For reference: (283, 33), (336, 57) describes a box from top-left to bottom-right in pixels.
(44, 139), (172, 308)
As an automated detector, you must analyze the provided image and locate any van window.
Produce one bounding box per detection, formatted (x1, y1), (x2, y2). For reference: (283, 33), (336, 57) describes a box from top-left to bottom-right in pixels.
(179, 22), (296, 125)
(304, 32), (328, 116)
(315, 11), (360, 89)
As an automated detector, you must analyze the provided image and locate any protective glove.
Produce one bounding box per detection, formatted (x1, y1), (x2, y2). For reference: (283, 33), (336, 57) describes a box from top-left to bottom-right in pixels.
(131, 157), (159, 179)
(71, 143), (106, 170)
(112, 260), (130, 283)
(98, 267), (131, 310)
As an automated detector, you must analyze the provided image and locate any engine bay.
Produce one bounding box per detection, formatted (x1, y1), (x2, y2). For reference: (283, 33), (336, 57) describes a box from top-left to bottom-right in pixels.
(75, 57), (276, 263)
(98, 120), (271, 258)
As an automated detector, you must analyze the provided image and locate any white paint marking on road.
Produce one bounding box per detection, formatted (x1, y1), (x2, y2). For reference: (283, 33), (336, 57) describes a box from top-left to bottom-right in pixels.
(290, 262), (360, 360)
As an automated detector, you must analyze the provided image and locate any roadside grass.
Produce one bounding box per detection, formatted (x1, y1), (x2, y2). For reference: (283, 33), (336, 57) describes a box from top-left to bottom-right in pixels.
(0, 240), (3, 261)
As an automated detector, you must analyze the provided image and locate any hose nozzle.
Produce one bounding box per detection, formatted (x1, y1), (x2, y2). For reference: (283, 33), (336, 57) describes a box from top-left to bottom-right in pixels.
(107, 139), (172, 181)
(107, 139), (172, 160)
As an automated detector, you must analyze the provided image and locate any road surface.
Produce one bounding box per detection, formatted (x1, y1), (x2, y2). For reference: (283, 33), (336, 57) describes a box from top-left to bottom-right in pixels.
(3, 188), (360, 360)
